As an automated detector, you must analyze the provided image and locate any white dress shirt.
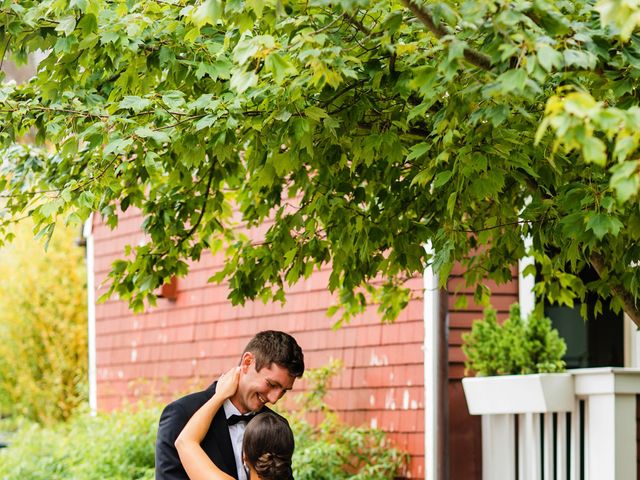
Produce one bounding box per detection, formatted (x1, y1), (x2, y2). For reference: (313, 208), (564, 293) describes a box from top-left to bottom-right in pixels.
(223, 399), (249, 480)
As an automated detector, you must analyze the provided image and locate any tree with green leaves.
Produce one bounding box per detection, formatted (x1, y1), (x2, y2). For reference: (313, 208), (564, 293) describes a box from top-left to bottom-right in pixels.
(1, 0), (640, 325)
(0, 221), (87, 424)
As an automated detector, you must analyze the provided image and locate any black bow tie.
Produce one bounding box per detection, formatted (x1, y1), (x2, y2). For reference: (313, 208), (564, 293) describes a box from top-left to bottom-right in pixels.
(227, 413), (256, 426)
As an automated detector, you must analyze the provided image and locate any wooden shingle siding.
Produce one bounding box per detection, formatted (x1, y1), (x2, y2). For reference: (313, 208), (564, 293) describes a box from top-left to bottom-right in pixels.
(447, 265), (520, 480)
(94, 207), (521, 479)
(93, 210), (426, 478)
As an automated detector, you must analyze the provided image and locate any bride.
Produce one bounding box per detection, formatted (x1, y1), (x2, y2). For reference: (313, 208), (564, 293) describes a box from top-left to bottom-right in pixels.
(175, 367), (295, 480)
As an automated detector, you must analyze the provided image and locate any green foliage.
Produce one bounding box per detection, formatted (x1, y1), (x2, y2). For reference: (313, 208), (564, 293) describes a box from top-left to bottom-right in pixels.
(292, 419), (405, 480)
(0, 221), (87, 424)
(2, 0), (640, 325)
(0, 363), (406, 479)
(462, 304), (567, 376)
(289, 359), (408, 479)
(0, 406), (159, 480)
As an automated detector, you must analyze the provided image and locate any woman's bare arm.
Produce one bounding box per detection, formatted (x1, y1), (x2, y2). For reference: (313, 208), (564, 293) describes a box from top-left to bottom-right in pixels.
(175, 367), (240, 480)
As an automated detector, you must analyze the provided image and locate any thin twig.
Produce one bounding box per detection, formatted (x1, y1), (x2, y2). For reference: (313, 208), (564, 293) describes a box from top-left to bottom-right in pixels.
(0, 35), (11, 72)
(400, 0), (492, 71)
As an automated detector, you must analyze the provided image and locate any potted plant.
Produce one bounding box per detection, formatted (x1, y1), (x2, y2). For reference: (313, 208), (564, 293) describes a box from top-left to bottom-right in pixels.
(461, 304), (574, 414)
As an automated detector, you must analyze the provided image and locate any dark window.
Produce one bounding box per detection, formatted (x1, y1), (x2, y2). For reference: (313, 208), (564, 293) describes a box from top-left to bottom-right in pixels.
(541, 266), (624, 368)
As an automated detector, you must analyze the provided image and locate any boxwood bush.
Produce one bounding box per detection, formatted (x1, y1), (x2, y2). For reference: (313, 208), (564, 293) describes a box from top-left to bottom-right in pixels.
(462, 303), (567, 376)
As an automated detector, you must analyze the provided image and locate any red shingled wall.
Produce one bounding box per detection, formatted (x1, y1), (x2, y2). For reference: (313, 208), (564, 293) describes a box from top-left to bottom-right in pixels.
(93, 209), (426, 477)
(93, 209), (521, 479)
(447, 264), (520, 480)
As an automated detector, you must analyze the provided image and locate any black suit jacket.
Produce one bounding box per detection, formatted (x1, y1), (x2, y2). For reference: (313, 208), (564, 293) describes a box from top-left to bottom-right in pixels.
(155, 382), (238, 480)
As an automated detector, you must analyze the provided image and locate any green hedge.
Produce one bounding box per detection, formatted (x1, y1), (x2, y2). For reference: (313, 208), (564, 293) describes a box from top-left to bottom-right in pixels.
(0, 363), (406, 479)
(0, 406), (158, 480)
(0, 406), (405, 480)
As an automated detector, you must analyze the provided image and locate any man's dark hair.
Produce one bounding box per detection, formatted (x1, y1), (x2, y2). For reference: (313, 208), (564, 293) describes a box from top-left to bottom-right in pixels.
(243, 330), (304, 378)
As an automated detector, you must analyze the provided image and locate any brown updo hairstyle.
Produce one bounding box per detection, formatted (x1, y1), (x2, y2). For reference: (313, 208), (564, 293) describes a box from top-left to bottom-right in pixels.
(243, 412), (294, 480)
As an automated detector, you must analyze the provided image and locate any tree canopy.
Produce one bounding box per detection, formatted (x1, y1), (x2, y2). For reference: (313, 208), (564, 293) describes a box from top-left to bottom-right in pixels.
(2, 0), (640, 324)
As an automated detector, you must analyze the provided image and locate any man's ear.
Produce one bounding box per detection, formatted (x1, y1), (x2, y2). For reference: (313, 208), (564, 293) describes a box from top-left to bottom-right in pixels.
(240, 352), (254, 373)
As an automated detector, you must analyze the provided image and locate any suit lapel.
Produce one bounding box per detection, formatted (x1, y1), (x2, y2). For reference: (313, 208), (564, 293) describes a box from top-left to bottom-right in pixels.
(210, 382), (239, 479)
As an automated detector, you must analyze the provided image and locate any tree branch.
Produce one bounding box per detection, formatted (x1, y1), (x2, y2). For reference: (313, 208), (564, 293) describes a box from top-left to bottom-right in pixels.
(590, 251), (640, 328)
(179, 156), (217, 245)
(400, 0), (492, 71)
(0, 35), (11, 72)
(342, 13), (371, 36)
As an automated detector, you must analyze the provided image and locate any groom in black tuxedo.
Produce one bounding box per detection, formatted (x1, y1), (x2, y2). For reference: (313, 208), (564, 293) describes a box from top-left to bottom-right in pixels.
(155, 330), (305, 480)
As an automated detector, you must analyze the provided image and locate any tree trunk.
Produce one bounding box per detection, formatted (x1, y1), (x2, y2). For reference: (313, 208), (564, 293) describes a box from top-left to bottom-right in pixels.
(590, 252), (640, 328)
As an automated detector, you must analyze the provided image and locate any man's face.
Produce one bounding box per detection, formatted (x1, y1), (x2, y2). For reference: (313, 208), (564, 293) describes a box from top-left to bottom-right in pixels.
(233, 352), (296, 413)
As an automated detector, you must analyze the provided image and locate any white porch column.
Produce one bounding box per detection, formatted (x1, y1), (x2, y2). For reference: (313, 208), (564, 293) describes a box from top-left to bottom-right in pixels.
(481, 415), (516, 480)
(83, 215), (97, 413)
(572, 368), (640, 480)
(518, 236), (535, 320)
(424, 244), (440, 480)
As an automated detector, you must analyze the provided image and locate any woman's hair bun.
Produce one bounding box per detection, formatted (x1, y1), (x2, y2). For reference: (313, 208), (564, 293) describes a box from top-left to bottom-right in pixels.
(254, 452), (293, 480)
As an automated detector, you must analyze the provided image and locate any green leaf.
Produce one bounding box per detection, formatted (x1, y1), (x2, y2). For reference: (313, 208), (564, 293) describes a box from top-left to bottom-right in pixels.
(194, 114), (219, 131)
(582, 136), (607, 166)
(78, 191), (96, 209)
(610, 161), (640, 202)
(586, 213), (624, 239)
(498, 69), (527, 93)
(596, 0), (640, 41)
(104, 137), (134, 155)
(191, 0), (223, 27)
(305, 106), (328, 121)
(230, 70), (258, 93)
(162, 91), (186, 109)
(563, 92), (598, 118)
(246, 0), (264, 17)
(118, 96), (152, 113)
(433, 170), (453, 188)
(265, 53), (297, 84)
(446, 192), (457, 216)
(563, 49), (596, 69)
(135, 127), (171, 145)
(536, 44), (563, 72)
(189, 94), (215, 111)
(100, 30), (120, 44)
(407, 142), (429, 161)
(233, 38), (260, 65)
(56, 16), (77, 36)
(184, 27), (201, 43)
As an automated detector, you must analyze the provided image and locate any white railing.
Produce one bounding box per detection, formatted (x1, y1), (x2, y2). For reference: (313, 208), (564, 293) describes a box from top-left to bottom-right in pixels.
(462, 368), (640, 480)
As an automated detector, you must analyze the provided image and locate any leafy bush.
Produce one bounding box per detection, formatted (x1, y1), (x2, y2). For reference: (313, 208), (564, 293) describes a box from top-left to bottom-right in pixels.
(0, 362), (406, 479)
(0, 221), (87, 424)
(288, 360), (408, 479)
(462, 303), (567, 376)
(0, 405), (159, 480)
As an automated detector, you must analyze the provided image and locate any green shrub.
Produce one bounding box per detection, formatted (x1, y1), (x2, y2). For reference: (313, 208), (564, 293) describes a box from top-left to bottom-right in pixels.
(0, 221), (87, 424)
(0, 405), (159, 480)
(288, 360), (408, 479)
(292, 414), (406, 480)
(0, 362), (406, 479)
(462, 303), (567, 376)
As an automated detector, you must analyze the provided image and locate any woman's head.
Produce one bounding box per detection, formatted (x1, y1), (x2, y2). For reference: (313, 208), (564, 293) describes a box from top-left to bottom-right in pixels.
(243, 412), (294, 480)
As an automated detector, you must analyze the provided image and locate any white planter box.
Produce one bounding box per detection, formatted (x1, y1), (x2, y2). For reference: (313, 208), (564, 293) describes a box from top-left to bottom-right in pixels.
(462, 373), (574, 415)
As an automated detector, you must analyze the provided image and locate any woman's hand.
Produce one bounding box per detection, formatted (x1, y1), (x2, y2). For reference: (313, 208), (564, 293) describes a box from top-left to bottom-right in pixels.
(215, 366), (240, 399)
